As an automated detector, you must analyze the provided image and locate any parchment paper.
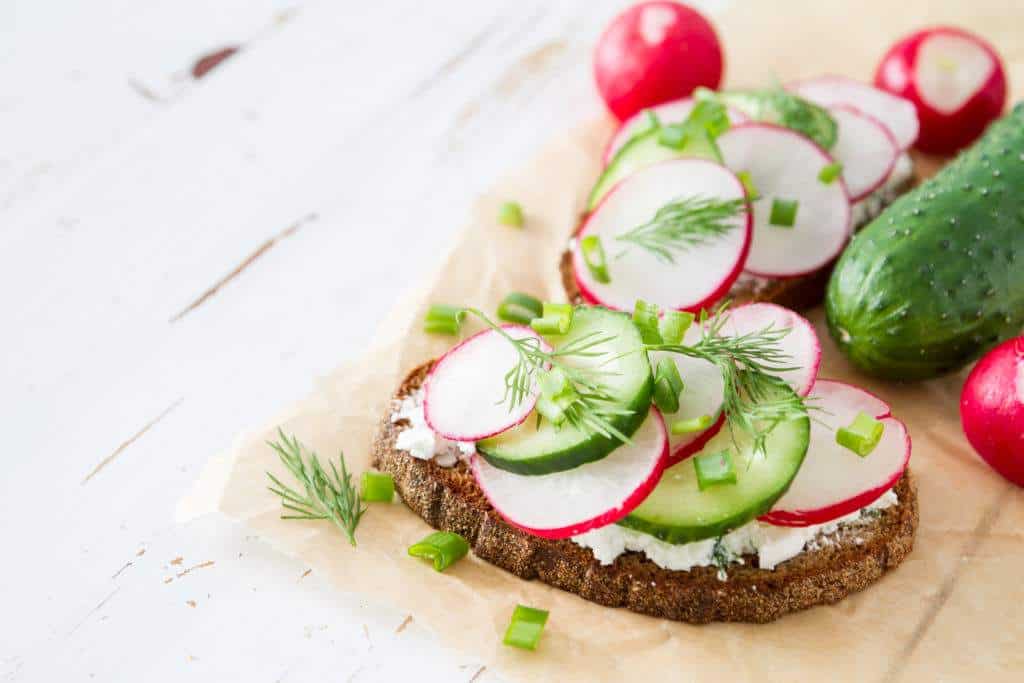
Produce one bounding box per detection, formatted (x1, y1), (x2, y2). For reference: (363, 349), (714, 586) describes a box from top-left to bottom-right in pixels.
(181, 2), (1024, 680)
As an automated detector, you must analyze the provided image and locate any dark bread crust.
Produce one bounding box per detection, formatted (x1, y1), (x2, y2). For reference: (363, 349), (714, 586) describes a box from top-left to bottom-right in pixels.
(372, 361), (918, 624)
(561, 170), (915, 310)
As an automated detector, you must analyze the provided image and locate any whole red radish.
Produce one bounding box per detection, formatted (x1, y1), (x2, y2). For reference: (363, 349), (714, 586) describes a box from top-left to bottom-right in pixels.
(875, 26), (1006, 154)
(594, 1), (723, 122)
(960, 337), (1024, 486)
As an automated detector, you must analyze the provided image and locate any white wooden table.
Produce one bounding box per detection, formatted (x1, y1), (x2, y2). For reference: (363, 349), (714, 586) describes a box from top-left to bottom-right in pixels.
(0, 1), (728, 679)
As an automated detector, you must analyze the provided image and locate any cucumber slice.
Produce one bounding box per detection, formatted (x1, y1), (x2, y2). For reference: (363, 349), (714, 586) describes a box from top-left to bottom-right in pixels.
(588, 126), (722, 210)
(618, 383), (809, 543)
(477, 307), (653, 475)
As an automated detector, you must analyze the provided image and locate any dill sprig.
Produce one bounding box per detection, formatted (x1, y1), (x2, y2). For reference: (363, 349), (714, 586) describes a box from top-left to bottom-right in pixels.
(266, 429), (366, 546)
(615, 196), (747, 264)
(464, 308), (633, 444)
(647, 305), (809, 454)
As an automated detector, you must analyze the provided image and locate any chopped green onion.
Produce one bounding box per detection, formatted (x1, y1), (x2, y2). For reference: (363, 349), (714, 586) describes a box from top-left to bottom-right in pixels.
(659, 310), (694, 345)
(658, 123), (688, 149)
(656, 357), (684, 396)
(535, 395), (565, 426)
(818, 162), (843, 185)
(408, 531), (469, 572)
(652, 358), (684, 414)
(736, 170), (760, 201)
(671, 414), (715, 435)
(538, 366), (570, 398)
(694, 449), (737, 490)
(423, 304), (466, 335)
(769, 198), (799, 228)
(530, 302), (574, 335)
(580, 235), (611, 284)
(653, 377), (680, 414)
(836, 412), (885, 457)
(643, 109), (661, 132)
(498, 201), (524, 228)
(687, 99), (731, 139)
(536, 367), (578, 426)
(503, 605), (549, 651)
(497, 292), (543, 325)
(360, 471), (394, 503)
(632, 299), (663, 344)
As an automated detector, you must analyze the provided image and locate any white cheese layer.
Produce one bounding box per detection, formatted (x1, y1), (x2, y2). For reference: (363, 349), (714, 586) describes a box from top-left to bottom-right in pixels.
(572, 490), (899, 574)
(391, 389), (475, 466)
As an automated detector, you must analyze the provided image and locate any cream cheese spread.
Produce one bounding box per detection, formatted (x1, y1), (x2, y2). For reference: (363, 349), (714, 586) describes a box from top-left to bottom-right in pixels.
(391, 389), (475, 466)
(572, 489), (898, 577)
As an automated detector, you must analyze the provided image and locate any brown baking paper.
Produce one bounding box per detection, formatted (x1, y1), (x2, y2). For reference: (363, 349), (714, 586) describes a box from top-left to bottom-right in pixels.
(181, 1), (1024, 680)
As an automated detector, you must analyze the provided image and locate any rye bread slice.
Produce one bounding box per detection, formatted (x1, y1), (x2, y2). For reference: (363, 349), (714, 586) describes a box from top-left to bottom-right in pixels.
(371, 361), (918, 624)
(560, 170), (915, 309)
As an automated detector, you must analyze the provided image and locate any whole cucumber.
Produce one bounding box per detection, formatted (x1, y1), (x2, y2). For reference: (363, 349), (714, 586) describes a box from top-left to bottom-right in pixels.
(826, 103), (1024, 381)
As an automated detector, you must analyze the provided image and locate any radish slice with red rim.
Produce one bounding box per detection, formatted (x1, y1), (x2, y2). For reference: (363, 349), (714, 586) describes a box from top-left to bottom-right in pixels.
(658, 303), (818, 463)
(828, 106), (900, 201)
(424, 325), (551, 441)
(760, 380), (909, 527)
(717, 303), (821, 397)
(603, 98), (748, 163)
(789, 75), (920, 150)
(809, 378), (891, 420)
(471, 408), (669, 539)
(717, 123), (851, 279)
(571, 158), (751, 312)
(652, 322), (725, 464)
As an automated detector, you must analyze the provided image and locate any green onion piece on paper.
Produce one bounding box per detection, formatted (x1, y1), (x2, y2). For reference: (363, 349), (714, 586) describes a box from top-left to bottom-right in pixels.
(658, 123), (689, 149)
(694, 448), (737, 490)
(671, 414), (714, 435)
(818, 162), (843, 185)
(408, 531), (469, 572)
(769, 198), (799, 228)
(836, 411), (885, 457)
(659, 310), (694, 345)
(503, 604), (549, 651)
(736, 170), (760, 201)
(530, 302), (574, 335)
(423, 304), (466, 335)
(498, 201), (524, 228)
(632, 299), (663, 344)
(580, 234), (611, 284)
(360, 471), (394, 503)
(497, 292), (544, 325)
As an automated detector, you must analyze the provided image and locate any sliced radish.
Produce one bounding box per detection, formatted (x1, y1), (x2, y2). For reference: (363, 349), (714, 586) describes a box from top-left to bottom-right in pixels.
(423, 325), (551, 441)
(603, 98), (748, 163)
(875, 27), (1007, 154)
(472, 409), (669, 539)
(789, 75), (919, 151)
(760, 380), (909, 527)
(572, 158), (751, 312)
(716, 124), (851, 279)
(718, 303), (820, 397)
(655, 303), (818, 463)
(810, 379), (891, 420)
(651, 322), (726, 464)
(828, 106), (899, 201)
